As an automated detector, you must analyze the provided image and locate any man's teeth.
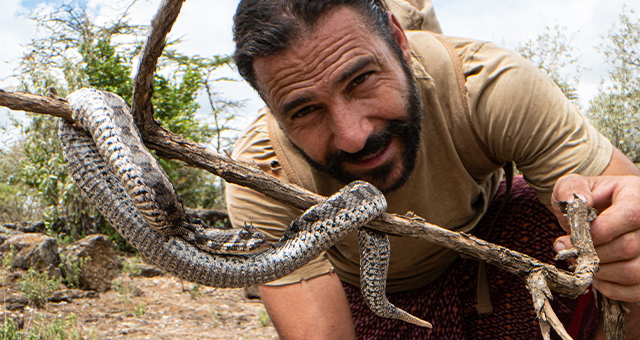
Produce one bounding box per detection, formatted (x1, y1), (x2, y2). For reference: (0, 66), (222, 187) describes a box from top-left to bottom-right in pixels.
(360, 149), (382, 161)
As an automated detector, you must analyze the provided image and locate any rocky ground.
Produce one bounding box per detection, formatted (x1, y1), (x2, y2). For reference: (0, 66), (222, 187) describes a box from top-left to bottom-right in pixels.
(1, 264), (279, 340)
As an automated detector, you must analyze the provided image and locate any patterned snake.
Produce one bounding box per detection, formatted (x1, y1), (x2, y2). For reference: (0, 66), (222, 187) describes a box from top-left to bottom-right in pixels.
(59, 88), (431, 328)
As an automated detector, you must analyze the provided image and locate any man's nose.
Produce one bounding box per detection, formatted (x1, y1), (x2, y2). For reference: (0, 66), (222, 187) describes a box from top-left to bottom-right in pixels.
(329, 104), (373, 154)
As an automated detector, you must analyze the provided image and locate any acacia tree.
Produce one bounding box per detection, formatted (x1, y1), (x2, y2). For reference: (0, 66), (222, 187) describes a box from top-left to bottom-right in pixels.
(587, 8), (640, 163)
(7, 1), (239, 244)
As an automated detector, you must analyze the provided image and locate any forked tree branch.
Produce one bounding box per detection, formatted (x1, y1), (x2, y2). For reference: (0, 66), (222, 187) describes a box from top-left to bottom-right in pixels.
(0, 87), (601, 297)
(0, 0), (626, 337)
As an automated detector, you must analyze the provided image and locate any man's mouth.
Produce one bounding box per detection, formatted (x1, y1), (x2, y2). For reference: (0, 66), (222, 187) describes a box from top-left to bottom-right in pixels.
(347, 139), (393, 169)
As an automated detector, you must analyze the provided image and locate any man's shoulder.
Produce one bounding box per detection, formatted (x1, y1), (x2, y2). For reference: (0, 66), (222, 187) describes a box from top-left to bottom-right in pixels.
(406, 32), (486, 61)
(231, 108), (274, 163)
(408, 32), (544, 105)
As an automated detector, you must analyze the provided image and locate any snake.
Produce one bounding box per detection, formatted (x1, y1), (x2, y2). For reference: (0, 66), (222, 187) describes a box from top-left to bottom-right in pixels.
(59, 88), (431, 328)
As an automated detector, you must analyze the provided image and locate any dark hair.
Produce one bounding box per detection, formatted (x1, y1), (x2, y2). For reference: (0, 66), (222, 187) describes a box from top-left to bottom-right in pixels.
(233, 0), (391, 93)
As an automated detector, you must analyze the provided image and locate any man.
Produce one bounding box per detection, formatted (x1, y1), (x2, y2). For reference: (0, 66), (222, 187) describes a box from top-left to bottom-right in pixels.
(227, 0), (640, 338)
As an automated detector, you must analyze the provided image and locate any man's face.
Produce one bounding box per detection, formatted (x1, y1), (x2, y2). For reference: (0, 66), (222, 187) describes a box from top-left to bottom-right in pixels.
(253, 7), (422, 193)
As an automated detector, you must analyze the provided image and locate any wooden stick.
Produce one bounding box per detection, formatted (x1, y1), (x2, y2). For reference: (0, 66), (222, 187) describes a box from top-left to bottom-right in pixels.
(556, 195), (627, 339)
(131, 0), (185, 133)
(0, 88), (596, 300)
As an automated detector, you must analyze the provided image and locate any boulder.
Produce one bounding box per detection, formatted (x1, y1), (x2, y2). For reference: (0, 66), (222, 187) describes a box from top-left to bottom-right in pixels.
(0, 225), (23, 245)
(2, 221), (46, 234)
(60, 234), (122, 292)
(138, 263), (164, 278)
(0, 233), (60, 272)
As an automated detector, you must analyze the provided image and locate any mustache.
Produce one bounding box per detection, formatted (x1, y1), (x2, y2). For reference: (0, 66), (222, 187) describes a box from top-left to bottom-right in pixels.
(330, 120), (412, 164)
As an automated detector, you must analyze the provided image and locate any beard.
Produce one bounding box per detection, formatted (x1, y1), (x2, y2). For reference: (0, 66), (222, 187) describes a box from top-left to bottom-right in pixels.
(292, 55), (423, 193)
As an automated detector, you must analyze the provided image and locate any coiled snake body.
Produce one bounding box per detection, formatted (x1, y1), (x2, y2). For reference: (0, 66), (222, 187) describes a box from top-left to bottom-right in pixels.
(59, 88), (431, 328)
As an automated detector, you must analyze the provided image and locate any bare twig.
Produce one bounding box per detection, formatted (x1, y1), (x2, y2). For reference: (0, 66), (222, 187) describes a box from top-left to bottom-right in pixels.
(131, 0), (184, 133)
(602, 297), (628, 340)
(0, 89), (71, 122)
(556, 195), (600, 290)
(556, 195), (628, 339)
(526, 269), (571, 340)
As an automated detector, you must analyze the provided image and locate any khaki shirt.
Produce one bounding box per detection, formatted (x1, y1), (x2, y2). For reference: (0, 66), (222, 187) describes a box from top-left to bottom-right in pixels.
(225, 2), (612, 293)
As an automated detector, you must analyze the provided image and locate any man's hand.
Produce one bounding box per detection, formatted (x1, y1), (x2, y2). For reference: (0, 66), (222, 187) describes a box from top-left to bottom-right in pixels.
(552, 174), (640, 302)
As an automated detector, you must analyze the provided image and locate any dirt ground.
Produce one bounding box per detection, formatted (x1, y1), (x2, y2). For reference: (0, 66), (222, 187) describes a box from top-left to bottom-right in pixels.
(1, 266), (279, 339)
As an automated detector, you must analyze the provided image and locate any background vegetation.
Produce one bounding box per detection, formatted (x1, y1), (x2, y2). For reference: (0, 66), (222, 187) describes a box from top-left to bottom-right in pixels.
(516, 9), (640, 165)
(0, 2), (241, 251)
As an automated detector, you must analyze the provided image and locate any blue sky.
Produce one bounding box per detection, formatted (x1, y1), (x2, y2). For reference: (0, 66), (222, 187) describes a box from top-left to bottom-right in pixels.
(20, 0), (52, 9)
(1, 0), (637, 145)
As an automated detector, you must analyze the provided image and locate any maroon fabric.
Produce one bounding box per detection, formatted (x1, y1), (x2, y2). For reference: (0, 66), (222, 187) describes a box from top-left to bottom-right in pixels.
(343, 175), (599, 339)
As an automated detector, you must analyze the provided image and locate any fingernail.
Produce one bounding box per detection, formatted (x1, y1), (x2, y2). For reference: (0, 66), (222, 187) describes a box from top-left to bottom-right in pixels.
(570, 194), (588, 203)
(554, 240), (567, 253)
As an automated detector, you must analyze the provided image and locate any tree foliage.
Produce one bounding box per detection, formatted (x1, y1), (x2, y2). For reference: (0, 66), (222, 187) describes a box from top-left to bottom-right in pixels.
(516, 11), (640, 165)
(0, 139), (40, 223)
(587, 8), (640, 163)
(3, 1), (241, 247)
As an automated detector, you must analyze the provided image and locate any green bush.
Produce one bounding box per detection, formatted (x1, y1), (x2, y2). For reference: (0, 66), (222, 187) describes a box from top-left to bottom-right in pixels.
(59, 255), (90, 289)
(19, 269), (61, 307)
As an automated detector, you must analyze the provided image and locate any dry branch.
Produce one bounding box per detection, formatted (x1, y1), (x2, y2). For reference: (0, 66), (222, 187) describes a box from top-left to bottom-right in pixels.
(527, 269), (571, 340)
(602, 297), (628, 340)
(0, 89), (71, 122)
(131, 0), (185, 133)
(0, 88), (595, 300)
(1, 88), (610, 338)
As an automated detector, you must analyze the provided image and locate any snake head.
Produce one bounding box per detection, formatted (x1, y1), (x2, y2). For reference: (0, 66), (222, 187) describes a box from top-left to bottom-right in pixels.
(239, 222), (273, 250)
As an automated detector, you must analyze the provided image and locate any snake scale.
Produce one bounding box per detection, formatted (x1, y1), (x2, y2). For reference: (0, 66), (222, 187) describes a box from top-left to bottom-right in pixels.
(59, 88), (431, 328)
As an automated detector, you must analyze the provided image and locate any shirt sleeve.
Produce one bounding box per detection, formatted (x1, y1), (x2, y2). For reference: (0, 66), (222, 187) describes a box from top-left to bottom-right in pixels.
(461, 40), (613, 205)
(225, 111), (334, 285)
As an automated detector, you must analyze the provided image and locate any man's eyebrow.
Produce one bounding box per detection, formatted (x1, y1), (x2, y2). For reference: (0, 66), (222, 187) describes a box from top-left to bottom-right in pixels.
(281, 95), (313, 117)
(337, 56), (375, 84)
(279, 56), (375, 116)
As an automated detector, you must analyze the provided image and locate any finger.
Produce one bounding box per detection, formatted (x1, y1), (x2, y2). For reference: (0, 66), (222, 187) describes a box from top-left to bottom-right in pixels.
(592, 278), (640, 303)
(551, 174), (595, 231)
(594, 256), (640, 286)
(553, 235), (572, 253)
(590, 194), (640, 247)
(594, 231), (640, 263)
(552, 175), (594, 205)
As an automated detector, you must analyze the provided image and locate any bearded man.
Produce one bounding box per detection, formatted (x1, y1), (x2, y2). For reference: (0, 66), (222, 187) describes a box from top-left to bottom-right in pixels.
(227, 0), (640, 338)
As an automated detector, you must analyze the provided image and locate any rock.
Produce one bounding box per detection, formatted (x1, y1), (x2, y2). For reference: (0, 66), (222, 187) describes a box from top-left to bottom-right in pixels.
(244, 284), (261, 299)
(60, 234), (122, 292)
(0, 233), (60, 272)
(2, 221), (46, 234)
(50, 289), (99, 302)
(138, 263), (164, 278)
(0, 225), (23, 245)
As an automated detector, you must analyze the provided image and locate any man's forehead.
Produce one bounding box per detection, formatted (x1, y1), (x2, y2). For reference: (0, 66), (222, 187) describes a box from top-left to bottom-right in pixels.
(253, 7), (382, 110)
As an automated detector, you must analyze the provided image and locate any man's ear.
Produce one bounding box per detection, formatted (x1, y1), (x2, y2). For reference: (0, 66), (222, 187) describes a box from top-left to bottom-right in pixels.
(387, 12), (412, 64)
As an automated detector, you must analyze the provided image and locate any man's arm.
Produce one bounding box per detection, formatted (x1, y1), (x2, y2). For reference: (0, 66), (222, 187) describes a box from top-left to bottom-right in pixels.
(259, 272), (357, 340)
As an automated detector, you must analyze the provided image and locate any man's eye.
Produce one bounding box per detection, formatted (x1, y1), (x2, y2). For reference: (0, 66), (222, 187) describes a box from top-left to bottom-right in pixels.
(352, 72), (372, 86)
(292, 106), (314, 119)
